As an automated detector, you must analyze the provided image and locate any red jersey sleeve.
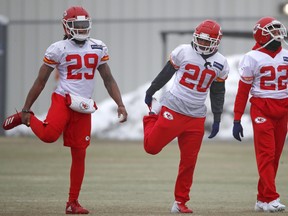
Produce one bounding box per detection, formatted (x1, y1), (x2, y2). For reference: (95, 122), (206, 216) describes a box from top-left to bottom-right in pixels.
(233, 80), (252, 121)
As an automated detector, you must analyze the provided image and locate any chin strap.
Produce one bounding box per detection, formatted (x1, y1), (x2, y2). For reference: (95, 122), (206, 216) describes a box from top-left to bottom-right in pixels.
(255, 38), (274, 51)
(255, 37), (288, 51)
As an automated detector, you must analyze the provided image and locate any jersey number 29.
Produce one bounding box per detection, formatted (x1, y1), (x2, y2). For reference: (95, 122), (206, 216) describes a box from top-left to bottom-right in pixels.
(66, 54), (98, 79)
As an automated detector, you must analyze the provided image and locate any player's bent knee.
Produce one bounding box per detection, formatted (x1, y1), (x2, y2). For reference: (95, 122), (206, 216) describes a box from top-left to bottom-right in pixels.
(38, 128), (61, 143)
(40, 136), (59, 143)
(39, 134), (60, 143)
(144, 143), (161, 155)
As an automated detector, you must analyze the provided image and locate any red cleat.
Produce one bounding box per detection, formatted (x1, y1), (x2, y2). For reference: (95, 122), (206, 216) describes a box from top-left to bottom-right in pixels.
(2, 112), (23, 130)
(66, 200), (89, 214)
(171, 201), (193, 213)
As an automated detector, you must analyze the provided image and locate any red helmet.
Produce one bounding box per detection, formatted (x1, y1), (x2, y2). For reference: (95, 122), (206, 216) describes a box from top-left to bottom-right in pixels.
(192, 20), (222, 55)
(253, 16), (287, 45)
(62, 6), (91, 41)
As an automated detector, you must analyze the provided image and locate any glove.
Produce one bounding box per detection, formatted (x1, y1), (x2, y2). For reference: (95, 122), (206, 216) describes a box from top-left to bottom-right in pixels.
(208, 121), (220, 139)
(145, 94), (153, 107)
(233, 120), (244, 141)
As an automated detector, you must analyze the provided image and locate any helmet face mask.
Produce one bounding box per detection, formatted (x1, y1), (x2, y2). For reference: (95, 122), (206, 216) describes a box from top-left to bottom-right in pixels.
(62, 6), (92, 41)
(192, 20), (222, 55)
(253, 17), (287, 45)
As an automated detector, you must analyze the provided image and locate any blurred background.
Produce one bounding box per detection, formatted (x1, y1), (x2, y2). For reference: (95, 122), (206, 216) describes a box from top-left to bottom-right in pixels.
(1, 0), (288, 139)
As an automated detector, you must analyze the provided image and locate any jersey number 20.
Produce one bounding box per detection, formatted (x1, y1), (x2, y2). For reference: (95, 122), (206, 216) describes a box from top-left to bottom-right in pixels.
(179, 64), (216, 92)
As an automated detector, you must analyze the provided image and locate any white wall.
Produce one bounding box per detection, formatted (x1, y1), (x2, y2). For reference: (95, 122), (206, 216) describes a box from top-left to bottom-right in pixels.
(1, 0), (288, 116)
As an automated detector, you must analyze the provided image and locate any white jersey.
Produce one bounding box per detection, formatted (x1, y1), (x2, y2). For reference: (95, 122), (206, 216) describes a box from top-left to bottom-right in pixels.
(43, 38), (109, 99)
(239, 49), (288, 99)
(161, 44), (229, 117)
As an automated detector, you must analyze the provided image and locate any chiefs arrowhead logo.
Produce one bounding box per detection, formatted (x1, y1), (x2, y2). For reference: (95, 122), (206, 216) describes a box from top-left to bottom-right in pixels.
(79, 101), (90, 110)
(163, 111), (174, 120)
(254, 117), (266, 124)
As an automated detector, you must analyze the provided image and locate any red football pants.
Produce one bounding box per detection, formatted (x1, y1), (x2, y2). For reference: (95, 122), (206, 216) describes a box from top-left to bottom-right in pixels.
(29, 92), (91, 201)
(29, 92), (91, 148)
(143, 106), (205, 204)
(69, 147), (86, 201)
(250, 103), (287, 202)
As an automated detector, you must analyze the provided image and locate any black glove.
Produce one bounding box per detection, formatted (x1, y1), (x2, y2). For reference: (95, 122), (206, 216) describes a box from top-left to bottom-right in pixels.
(208, 121), (220, 139)
(145, 94), (153, 107)
(233, 120), (243, 141)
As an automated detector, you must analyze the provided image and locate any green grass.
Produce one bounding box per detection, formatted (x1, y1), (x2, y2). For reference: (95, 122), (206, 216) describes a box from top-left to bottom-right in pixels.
(0, 136), (287, 216)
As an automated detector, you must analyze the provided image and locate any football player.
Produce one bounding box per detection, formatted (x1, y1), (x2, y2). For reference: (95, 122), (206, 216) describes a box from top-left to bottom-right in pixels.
(3, 6), (127, 214)
(143, 20), (229, 213)
(232, 17), (288, 212)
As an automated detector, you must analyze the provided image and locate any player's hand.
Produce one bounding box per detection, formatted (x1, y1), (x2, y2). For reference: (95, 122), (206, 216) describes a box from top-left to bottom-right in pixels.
(208, 121), (220, 139)
(233, 120), (243, 141)
(117, 105), (128, 123)
(145, 94), (153, 107)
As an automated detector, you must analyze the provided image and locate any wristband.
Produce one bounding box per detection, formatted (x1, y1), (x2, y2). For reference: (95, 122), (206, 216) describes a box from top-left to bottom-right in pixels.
(22, 109), (32, 113)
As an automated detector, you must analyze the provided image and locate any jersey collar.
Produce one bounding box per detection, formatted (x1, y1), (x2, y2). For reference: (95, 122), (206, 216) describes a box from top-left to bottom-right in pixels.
(252, 43), (282, 58)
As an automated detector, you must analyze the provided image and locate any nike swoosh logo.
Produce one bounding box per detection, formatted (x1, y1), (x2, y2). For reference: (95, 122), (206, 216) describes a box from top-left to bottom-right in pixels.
(272, 205), (279, 208)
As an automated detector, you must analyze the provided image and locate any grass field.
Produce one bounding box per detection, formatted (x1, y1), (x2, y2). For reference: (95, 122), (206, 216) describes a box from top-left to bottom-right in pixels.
(0, 136), (287, 216)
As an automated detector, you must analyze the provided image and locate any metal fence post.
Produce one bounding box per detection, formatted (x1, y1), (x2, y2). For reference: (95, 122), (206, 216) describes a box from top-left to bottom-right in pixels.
(0, 15), (8, 136)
